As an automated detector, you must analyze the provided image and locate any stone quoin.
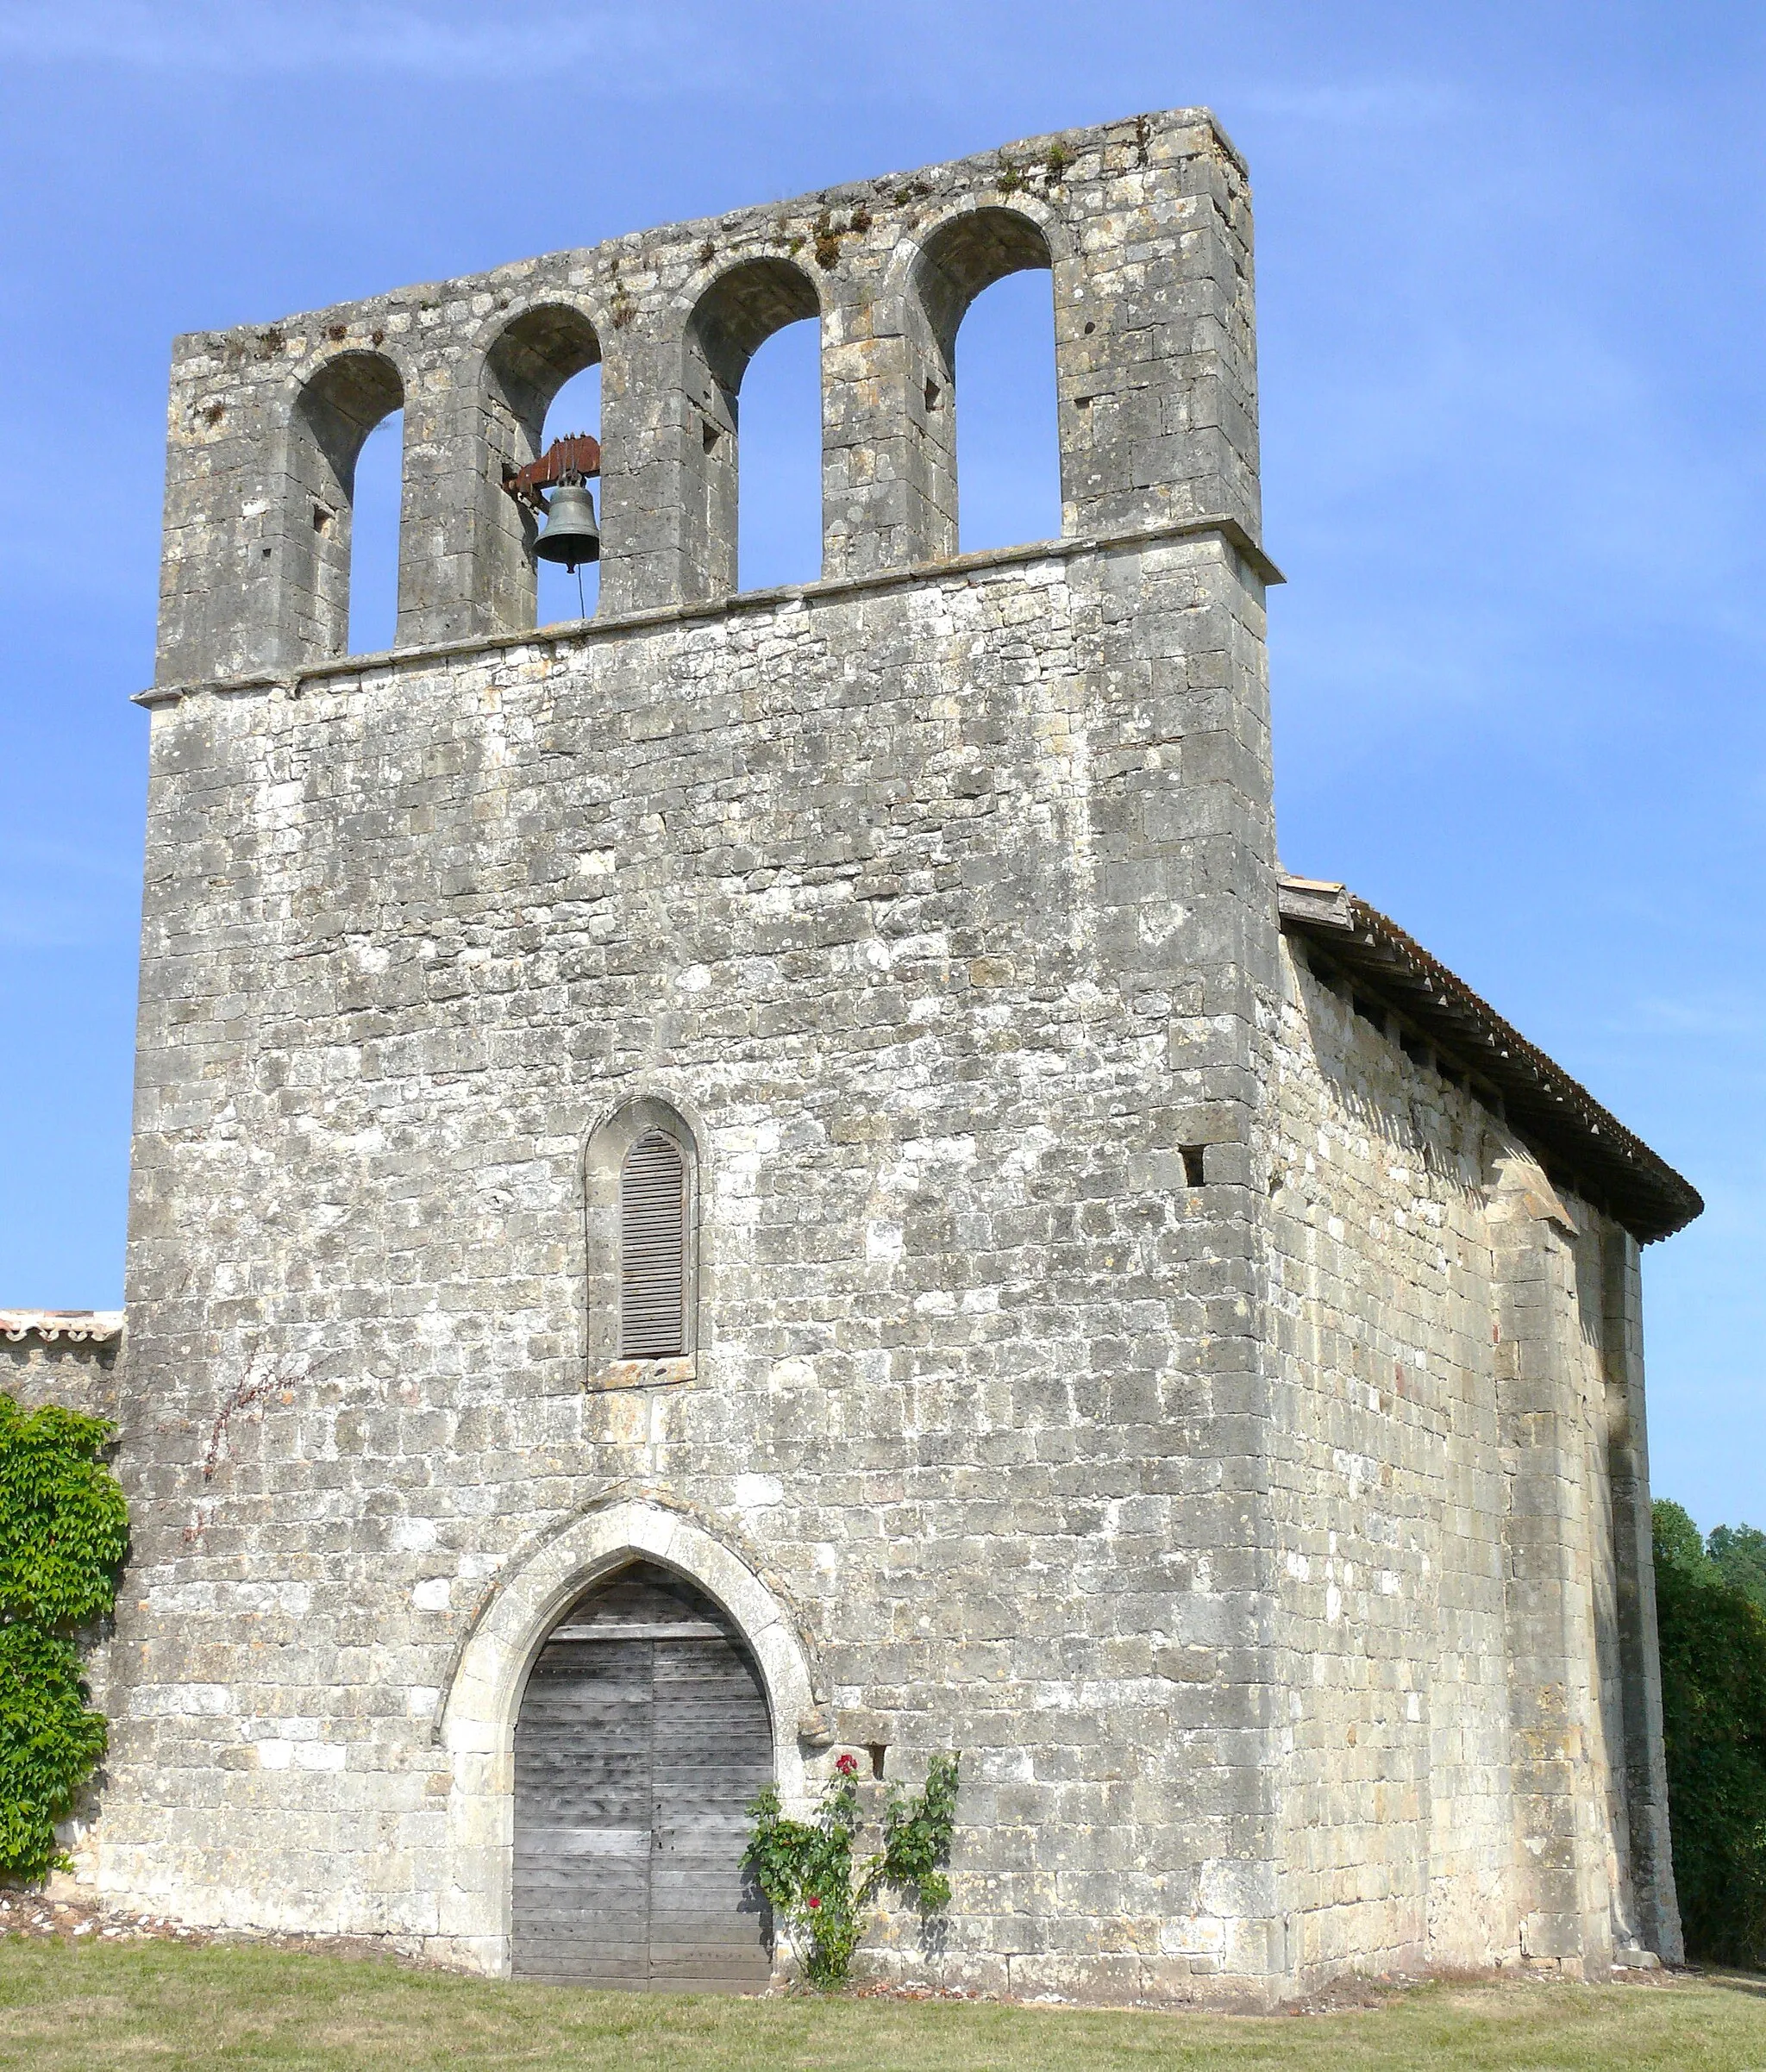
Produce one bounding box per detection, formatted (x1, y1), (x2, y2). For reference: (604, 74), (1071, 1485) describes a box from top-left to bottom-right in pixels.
(6, 109), (1698, 2004)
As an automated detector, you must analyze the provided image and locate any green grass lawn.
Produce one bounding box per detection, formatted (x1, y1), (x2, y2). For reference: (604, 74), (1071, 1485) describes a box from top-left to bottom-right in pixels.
(2, 1938), (1763, 2071)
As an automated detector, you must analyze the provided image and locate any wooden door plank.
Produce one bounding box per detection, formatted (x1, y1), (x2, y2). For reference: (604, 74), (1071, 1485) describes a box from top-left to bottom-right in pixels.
(512, 1563), (778, 1994)
(649, 1624), (773, 1989)
(512, 1628), (653, 1984)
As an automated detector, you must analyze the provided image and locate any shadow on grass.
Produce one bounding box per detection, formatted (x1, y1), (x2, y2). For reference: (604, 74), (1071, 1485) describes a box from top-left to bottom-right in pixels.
(1693, 1964), (1766, 1999)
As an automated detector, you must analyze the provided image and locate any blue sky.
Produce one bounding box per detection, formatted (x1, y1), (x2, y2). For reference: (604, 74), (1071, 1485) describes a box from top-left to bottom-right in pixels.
(0, 1), (1759, 1530)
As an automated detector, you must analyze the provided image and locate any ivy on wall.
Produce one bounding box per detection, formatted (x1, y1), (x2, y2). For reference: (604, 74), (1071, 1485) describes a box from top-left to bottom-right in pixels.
(0, 1394), (128, 1881)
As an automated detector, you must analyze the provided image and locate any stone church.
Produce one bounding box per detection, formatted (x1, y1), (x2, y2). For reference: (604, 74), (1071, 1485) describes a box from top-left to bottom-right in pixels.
(4, 109), (1701, 2002)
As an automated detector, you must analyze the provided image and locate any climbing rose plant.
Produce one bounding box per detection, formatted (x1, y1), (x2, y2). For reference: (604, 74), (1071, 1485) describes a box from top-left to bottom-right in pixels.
(744, 1750), (959, 1985)
(0, 1395), (128, 1880)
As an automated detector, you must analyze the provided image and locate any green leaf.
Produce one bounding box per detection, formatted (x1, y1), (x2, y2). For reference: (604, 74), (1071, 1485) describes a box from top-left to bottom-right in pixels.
(0, 1622), (108, 1879)
(1656, 1505), (1766, 1967)
(0, 1390), (126, 1879)
(0, 1394), (128, 1631)
(743, 1752), (961, 1983)
(1709, 1523), (1766, 1616)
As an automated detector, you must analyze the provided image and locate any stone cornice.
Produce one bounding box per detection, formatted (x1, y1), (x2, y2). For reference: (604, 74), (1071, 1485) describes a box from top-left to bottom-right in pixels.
(133, 515), (1283, 711)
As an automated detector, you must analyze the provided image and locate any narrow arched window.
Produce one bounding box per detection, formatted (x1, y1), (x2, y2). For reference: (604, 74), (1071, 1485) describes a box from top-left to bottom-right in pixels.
(619, 1130), (686, 1358)
(348, 406), (404, 654)
(951, 267), (1059, 555)
(284, 350), (404, 662)
(535, 360), (602, 626)
(907, 208), (1059, 562)
(479, 303), (602, 634)
(585, 1099), (699, 1382)
(736, 315), (821, 591)
(682, 257), (823, 601)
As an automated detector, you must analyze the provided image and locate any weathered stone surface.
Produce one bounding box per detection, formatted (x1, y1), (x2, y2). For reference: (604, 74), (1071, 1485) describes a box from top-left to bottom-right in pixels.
(67, 108), (1690, 2003)
(1266, 951), (1684, 1979)
(152, 108), (1260, 681)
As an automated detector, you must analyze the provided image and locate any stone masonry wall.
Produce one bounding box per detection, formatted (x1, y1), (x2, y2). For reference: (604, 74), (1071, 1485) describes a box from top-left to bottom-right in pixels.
(0, 1318), (122, 1423)
(111, 526), (1284, 2000)
(1266, 942), (1676, 1984)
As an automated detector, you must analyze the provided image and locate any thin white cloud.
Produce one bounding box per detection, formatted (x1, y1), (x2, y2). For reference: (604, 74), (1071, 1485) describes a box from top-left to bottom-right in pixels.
(0, 833), (137, 883)
(1237, 78), (1462, 125)
(1621, 996), (1766, 1042)
(0, 0), (723, 84)
(0, 895), (135, 951)
(0, 831), (141, 947)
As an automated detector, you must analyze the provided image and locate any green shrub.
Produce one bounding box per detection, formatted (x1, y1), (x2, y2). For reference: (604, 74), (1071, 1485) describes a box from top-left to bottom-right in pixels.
(745, 1752), (959, 1985)
(1654, 1499), (1766, 1968)
(0, 1394), (127, 1881)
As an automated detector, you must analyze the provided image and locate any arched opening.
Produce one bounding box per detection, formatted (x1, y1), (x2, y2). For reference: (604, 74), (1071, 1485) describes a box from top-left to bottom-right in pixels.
(684, 259), (822, 600)
(511, 1559), (773, 1989)
(535, 360), (603, 624)
(952, 269), (1059, 554)
(286, 351), (404, 660)
(909, 209), (1058, 560)
(736, 316), (821, 592)
(435, 1499), (820, 1966)
(347, 406), (404, 654)
(480, 304), (602, 631)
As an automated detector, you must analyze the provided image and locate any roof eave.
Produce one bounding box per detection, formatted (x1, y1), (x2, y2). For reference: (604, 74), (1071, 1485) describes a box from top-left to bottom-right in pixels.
(0, 1310), (125, 1347)
(1276, 877), (1703, 1245)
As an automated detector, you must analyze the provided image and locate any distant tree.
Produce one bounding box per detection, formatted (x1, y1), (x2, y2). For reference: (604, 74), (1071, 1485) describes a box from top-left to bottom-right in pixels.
(1654, 1499), (1766, 1969)
(1655, 1499), (1713, 1578)
(1709, 1524), (1766, 1617)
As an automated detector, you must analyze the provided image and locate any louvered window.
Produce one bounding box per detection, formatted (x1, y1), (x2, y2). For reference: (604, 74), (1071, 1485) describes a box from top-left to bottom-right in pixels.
(618, 1130), (687, 1358)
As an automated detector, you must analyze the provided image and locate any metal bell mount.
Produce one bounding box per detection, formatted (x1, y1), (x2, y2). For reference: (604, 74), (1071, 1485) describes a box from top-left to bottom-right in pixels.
(504, 432), (604, 574)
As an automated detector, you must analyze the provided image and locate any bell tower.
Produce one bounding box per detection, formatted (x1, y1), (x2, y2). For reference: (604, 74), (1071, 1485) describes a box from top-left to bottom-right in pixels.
(115, 111), (1306, 2001)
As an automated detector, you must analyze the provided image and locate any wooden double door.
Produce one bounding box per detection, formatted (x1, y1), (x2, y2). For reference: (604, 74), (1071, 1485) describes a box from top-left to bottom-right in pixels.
(512, 1562), (773, 1991)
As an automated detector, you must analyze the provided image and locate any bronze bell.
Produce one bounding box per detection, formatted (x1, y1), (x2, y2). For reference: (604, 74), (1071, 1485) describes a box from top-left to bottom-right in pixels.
(534, 477), (600, 570)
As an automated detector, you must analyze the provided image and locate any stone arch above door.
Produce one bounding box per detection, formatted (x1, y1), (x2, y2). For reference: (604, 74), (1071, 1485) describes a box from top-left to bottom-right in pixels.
(433, 1499), (818, 1975)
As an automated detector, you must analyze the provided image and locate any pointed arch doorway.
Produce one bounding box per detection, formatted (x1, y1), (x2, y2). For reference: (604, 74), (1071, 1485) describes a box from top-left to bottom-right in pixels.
(511, 1561), (773, 1989)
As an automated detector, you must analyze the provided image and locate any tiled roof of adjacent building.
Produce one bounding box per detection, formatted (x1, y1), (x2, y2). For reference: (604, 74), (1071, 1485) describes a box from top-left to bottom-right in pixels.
(0, 1310), (125, 1345)
(1277, 875), (1702, 1245)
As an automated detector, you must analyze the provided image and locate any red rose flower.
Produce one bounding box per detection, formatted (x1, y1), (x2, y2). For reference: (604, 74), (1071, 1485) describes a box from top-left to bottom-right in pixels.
(807, 1894), (821, 1909)
(835, 1752), (859, 1777)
